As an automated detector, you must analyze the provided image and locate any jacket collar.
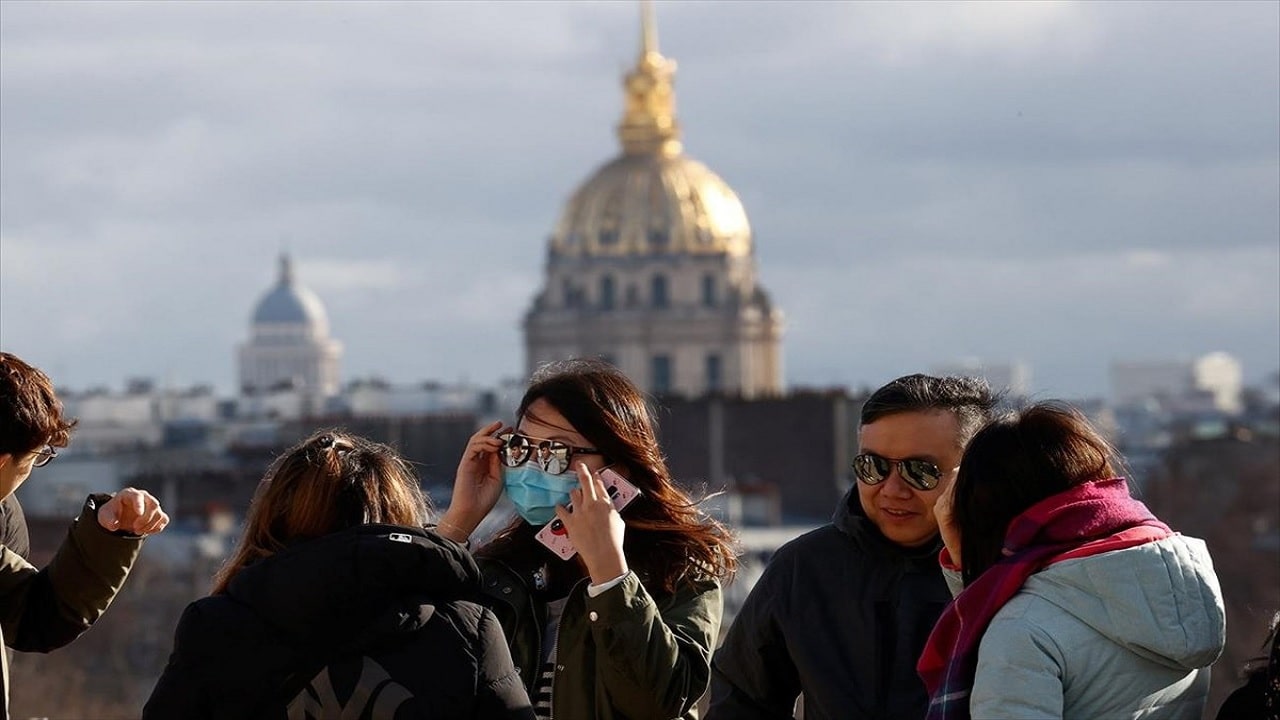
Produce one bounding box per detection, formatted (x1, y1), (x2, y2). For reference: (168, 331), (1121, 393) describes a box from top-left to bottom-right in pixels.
(227, 524), (481, 640)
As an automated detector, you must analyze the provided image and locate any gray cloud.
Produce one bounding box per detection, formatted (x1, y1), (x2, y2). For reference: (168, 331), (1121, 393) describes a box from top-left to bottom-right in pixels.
(1, 0), (1276, 399)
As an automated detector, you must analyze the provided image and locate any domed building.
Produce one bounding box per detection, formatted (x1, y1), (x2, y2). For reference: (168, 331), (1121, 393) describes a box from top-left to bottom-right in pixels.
(524, 5), (784, 398)
(238, 254), (343, 398)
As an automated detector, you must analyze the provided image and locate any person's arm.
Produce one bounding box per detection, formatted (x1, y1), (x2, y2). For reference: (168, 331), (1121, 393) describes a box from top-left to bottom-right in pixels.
(707, 552), (801, 720)
(473, 607), (536, 719)
(0, 494), (144, 651)
(582, 571), (723, 718)
(142, 603), (213, 720)
(969, 615), (1065, 719)
(437, 421), (508, 544)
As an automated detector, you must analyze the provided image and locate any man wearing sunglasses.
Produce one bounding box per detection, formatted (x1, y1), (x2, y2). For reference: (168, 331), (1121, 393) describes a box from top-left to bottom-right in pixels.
(0, 351), (169, 718)
(708, 374), (996, 720)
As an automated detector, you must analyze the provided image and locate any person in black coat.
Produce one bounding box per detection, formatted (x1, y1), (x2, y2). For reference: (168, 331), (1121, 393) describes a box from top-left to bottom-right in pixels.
(144, 431), (533, 720)
(707, 374), (997, 720)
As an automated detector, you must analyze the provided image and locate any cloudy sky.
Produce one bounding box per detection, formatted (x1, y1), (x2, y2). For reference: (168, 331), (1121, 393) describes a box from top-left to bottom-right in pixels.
(1, 0), (1276, 400)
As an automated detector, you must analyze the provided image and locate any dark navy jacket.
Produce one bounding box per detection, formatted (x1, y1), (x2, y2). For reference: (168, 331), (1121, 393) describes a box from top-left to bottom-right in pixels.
(144, 525), (533, 720)
(708, 488), (950, 720)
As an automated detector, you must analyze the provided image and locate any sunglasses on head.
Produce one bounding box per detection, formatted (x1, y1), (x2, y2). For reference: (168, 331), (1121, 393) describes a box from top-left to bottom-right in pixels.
(498, 432), (601, 475)
(852, 453), (944, 491)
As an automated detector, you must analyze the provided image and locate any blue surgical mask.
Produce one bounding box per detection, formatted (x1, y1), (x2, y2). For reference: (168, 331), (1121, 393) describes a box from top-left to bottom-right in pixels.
(502, 464), (580, 526)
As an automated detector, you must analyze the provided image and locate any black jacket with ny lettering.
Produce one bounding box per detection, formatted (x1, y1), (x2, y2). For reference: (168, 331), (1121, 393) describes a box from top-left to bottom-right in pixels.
(144, 524), (533, 720)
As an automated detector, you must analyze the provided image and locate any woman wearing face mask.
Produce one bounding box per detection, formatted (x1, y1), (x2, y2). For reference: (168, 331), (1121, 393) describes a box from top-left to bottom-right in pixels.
(435, 358), (737, 720)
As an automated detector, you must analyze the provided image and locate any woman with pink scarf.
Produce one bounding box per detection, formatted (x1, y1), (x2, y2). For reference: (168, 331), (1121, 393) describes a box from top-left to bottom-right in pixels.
(918, 402), (1226, 720)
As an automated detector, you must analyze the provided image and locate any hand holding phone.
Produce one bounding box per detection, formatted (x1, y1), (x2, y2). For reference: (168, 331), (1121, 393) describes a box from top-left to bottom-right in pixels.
(535, 467), (641, 561)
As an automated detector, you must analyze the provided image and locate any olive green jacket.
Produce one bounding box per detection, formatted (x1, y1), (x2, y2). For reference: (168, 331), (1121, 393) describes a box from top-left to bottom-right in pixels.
(0, 495), (143, 720)
(479, 559), (721, 720)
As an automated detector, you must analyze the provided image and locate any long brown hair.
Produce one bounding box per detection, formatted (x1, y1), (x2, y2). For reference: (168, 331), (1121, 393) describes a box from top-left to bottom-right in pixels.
(212, 430), (430, 594)
(952, 402), (1119, 586)
(478, 358), (737, 594)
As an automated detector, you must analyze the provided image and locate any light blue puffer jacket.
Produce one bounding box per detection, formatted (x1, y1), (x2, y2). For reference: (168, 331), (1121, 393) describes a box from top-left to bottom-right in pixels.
(970, 535), (1225, 719)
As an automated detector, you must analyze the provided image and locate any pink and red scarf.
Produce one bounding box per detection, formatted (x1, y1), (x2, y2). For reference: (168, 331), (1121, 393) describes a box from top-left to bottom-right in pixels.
(916, 477), (1173, 720)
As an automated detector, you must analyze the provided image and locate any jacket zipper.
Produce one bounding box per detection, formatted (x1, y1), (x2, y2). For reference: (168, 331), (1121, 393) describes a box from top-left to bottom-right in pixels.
(549, 577), (591, 720)
(489, 560), (543, 697)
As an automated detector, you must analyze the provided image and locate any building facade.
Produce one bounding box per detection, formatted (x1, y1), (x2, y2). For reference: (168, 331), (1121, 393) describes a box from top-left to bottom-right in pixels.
(1110, 351), (1243, 414)
(237, 254), (343, 406)
(523, 6), (783, 398)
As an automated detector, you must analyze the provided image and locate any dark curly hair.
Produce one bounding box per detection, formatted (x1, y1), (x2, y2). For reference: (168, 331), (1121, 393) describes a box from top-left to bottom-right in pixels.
(0, 352), (77, 457)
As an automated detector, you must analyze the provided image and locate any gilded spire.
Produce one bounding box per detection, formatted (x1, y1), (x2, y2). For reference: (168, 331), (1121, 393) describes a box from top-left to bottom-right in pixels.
(641, 0), (658, 56)
(618, 0), (682, 157)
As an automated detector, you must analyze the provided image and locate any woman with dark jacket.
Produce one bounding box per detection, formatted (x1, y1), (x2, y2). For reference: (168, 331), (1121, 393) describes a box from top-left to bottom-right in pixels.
(144, 431), (533, 720)
(434, 359), (738, 719)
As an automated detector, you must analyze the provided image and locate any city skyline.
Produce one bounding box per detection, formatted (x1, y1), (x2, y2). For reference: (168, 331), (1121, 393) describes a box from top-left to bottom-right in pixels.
(2, 1), (1277, 399)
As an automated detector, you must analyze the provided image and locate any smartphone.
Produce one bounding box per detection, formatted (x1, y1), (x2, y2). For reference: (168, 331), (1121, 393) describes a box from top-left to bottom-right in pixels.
(535, 467), (642, 561)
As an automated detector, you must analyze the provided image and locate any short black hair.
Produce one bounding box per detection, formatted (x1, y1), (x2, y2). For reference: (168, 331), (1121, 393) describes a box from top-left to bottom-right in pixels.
(860, 373), (997, 448)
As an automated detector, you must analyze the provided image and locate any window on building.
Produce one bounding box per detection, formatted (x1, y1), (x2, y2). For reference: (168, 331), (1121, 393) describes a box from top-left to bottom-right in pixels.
(706, 353), (722, 393)
(651, 274), (669, 308)
(600, 275), (616, 310)
(651, 355), (673, 395)
(701, 274), (716, 307)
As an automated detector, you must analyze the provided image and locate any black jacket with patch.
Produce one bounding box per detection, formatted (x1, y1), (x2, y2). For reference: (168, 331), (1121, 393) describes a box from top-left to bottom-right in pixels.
(707, 488), (950, 720)
(144, 524), (533, 720)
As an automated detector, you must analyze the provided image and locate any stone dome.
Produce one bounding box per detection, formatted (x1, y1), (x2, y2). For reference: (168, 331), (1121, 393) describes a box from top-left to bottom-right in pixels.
(251, 254), (330, 334)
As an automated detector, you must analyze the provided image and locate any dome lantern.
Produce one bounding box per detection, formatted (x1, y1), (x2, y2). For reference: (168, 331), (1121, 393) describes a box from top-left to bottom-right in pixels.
(251, 252), (330, 331)
(618, 0), (682, 158)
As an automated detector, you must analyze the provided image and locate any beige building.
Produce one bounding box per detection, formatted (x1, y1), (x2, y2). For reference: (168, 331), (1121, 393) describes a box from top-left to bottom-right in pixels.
(1110, 351), (1243, 414)
(524, 5), (784, 398)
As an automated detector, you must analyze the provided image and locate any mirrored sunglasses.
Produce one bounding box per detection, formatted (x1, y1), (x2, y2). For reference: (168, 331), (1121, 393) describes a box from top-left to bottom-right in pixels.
(851, 452), (943, 491)
(497, 432), (600, 475)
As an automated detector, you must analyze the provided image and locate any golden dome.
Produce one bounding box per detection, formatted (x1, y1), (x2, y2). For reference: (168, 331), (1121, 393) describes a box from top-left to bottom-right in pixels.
(551, 154), (751, 258)
(549, 2), (751, 259)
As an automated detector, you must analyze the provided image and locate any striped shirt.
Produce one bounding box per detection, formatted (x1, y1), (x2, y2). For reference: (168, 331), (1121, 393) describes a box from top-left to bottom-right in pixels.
(534, 597), (568, 720)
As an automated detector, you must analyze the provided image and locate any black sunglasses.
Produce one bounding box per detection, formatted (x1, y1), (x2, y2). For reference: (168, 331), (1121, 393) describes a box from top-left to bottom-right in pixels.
(852, 453), (945, 491)
(498, 432), (600, 475)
